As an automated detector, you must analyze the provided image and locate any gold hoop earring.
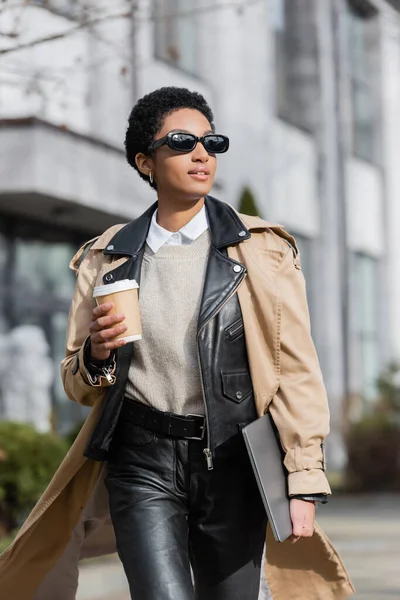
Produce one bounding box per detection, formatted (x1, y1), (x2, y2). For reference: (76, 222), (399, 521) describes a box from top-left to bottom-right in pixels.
(149, 171), (154, 185)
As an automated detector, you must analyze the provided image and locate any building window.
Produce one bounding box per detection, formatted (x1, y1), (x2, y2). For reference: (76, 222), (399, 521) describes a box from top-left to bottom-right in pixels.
(273, 0), (319, 133)
(154, 0), (198, 74)
(347, 1), (381, 163)
(0, 215), (91, 432)
(349, 253), (379, 401)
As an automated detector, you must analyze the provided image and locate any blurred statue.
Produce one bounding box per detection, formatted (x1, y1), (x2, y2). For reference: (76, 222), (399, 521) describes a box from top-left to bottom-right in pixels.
(0, 325), (54, 433)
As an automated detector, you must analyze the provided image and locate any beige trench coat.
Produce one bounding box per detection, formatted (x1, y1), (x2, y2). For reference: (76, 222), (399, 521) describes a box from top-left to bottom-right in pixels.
(0, 210), (355, 599)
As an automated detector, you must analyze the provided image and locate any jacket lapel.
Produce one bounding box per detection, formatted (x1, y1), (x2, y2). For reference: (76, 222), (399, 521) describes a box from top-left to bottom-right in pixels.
(102, 201), (157, 259)
(198, 247), (246, 331)
(100, 200), (157, 286)
(101, 250), (144, 287)
(197, 196), (250, 331)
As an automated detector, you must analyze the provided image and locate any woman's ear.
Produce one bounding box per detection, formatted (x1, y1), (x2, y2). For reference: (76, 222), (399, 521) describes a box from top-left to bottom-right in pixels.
(135, 153), (154, 178)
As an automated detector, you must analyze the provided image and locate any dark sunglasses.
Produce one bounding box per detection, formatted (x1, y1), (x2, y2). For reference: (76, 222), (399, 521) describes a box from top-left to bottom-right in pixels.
(149, 131), (230, 154)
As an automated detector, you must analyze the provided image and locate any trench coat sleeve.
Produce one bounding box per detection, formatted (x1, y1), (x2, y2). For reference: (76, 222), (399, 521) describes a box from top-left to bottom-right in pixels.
(268, 248), (332, 496)
(60, 247), (114, 408)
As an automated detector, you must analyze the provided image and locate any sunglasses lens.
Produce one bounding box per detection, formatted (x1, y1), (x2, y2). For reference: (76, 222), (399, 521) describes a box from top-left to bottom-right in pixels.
(204, 135), (229, 153)
(170, 133), (196, 152)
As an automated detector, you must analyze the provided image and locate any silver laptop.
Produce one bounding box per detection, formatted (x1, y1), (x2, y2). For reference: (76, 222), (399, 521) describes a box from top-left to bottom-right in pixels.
(242, 413), (293, 543)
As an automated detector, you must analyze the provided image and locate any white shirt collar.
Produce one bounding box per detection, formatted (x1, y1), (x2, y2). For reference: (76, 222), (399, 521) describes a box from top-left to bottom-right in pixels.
(146, 205), (209, 254)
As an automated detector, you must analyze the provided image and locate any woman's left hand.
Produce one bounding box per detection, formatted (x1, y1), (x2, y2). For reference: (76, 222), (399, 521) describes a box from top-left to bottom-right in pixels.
(289, 499), (316, 544)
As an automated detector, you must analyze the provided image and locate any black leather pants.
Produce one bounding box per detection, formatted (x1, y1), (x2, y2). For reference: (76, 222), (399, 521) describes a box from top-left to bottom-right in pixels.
(105, 418), (267, 600)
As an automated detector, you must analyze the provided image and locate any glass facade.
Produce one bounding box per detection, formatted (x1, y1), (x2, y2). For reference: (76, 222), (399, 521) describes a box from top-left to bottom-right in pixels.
(273, 0), (319, 133)
(346, 1), (381, 163)
(349, 252), (379, 402)
(0, 214), (91, 433)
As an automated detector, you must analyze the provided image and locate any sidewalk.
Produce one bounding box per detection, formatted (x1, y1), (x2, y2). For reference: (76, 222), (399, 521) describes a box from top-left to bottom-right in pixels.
(318, 494), (400, 599)
(77, 556), (129, 600)
(77, 494), (400, 600)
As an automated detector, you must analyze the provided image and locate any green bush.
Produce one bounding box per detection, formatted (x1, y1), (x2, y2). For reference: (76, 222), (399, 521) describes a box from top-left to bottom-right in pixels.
(345, 415), (400, 492)
(0, 422), (68, 534)
(345, 362), (400, 492)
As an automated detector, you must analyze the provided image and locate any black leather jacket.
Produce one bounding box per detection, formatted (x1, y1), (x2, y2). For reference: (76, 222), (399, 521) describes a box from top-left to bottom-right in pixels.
(83, 197), (326, 503)
(84, 196), (254, 464)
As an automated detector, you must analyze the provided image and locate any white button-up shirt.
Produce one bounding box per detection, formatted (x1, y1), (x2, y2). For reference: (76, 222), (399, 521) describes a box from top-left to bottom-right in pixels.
(146, 205), (209, 254)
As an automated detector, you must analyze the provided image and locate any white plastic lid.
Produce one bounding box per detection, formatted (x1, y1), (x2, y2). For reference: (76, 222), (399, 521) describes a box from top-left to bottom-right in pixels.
(93, 279), (139, 298)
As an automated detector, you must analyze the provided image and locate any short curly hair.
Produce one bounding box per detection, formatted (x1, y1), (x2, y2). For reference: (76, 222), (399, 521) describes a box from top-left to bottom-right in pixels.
(125, 86), (215, 188)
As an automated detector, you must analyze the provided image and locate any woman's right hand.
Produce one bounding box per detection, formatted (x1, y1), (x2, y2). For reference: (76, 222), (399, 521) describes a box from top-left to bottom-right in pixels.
(89, 303), (127, 361)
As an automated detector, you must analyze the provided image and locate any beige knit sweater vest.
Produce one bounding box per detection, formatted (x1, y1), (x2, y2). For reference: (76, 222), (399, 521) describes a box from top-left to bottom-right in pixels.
(125, 230), (211, 415)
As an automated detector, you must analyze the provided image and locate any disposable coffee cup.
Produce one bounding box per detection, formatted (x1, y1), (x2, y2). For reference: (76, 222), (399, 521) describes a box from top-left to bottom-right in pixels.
(93, 279), (142, 343)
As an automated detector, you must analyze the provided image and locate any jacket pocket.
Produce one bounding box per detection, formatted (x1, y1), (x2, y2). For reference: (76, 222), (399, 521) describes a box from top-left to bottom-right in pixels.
(222, 371), (253, 403)
(225, 318), (245, 342)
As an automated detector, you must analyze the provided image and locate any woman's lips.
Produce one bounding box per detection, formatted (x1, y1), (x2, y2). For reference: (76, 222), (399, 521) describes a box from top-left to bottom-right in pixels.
(188, 169), (210, 181)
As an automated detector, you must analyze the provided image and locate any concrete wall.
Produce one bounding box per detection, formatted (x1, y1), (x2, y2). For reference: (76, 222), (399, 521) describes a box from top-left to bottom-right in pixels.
(0, 122), (152, 224)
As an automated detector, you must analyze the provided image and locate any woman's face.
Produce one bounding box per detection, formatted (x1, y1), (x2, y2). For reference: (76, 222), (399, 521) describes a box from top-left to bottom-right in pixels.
(138, 108), (217, 202)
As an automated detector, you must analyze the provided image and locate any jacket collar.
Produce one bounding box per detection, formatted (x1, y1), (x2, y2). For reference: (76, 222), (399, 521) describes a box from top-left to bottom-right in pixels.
(103, 196), (251, 257)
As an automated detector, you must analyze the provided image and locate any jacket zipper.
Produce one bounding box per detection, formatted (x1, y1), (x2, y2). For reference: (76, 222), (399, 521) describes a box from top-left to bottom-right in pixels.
(83, 358), (116, 386)
(102, 366), (114, 384)
(196, 347), (213, 470)
(197, 267), (247, 470)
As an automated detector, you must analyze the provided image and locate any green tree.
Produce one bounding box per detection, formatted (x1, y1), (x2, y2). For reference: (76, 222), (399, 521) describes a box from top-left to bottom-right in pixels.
(238, 187), (259, 217)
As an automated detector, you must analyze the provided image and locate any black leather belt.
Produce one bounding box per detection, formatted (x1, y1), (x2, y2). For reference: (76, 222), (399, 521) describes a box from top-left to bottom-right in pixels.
(121, 397), (206, 440)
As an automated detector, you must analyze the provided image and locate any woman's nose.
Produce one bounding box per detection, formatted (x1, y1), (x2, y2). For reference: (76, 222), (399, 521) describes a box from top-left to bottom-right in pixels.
(192, 141), (209, 162)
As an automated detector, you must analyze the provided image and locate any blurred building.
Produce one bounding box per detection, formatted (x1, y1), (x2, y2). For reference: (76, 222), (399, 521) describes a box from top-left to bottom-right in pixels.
(0, 0), (400, 468)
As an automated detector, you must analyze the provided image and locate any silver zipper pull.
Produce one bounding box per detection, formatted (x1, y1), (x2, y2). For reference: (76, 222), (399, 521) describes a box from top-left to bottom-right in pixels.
(203, 448), (213, 470)
(102, 367), (114, 384)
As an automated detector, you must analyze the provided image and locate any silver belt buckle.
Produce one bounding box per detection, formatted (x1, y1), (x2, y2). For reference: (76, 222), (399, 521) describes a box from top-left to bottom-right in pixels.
(185, 414), (205, 440)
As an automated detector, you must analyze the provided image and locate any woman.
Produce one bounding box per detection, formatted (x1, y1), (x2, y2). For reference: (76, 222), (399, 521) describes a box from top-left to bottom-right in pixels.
(0, 87), (354, 600)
